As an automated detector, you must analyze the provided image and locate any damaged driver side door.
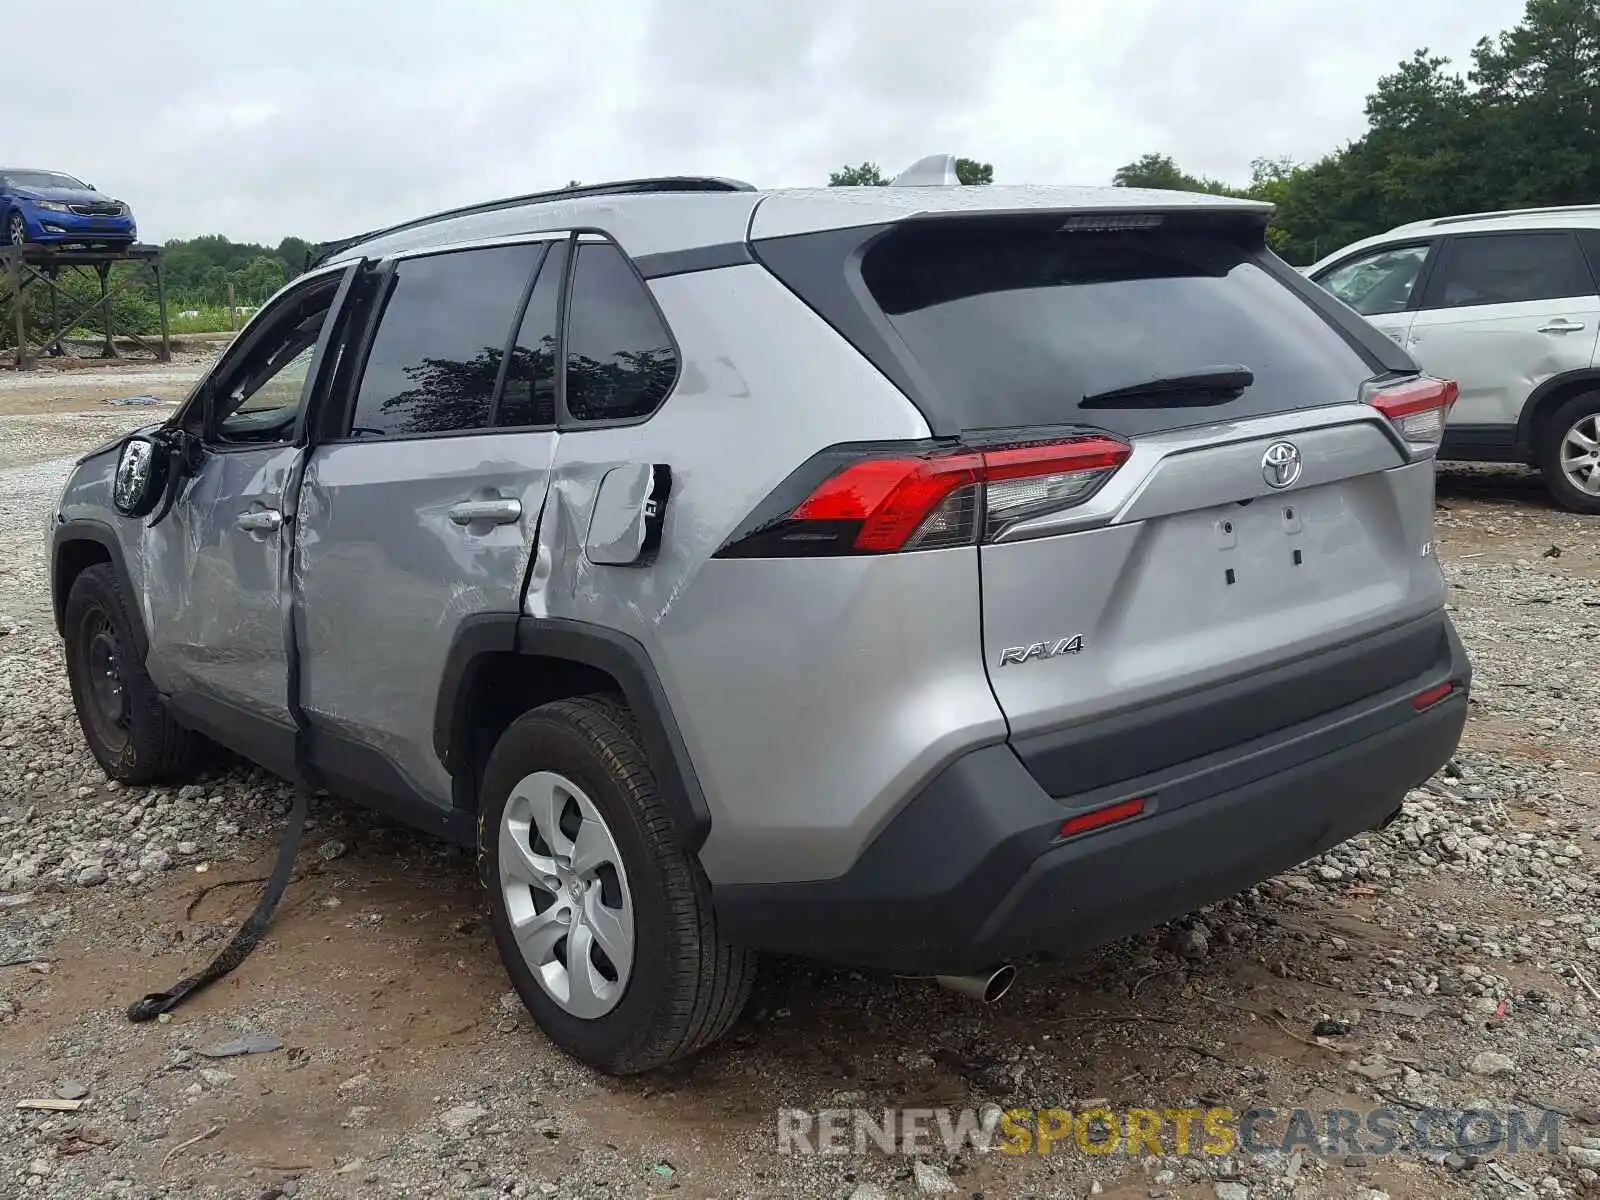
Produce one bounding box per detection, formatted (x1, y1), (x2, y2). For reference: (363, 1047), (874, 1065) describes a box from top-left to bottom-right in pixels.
(140, 264), (357, 777)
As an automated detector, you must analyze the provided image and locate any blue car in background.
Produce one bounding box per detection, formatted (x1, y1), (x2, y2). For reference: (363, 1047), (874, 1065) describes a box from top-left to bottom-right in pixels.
(1, 168), (136, 248)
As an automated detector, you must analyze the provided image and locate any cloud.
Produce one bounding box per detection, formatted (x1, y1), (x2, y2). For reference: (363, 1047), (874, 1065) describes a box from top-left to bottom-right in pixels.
(2, 0), (1527, 243)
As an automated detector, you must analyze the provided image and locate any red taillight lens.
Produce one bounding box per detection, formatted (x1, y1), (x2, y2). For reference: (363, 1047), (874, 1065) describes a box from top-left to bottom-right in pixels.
(1412, 681), (1456, 711)
(793, 454), (982, 551)
(1368, 377), (1458, 454)
(788, 436), (1131, 553)
(1058, 796), (1147, 839)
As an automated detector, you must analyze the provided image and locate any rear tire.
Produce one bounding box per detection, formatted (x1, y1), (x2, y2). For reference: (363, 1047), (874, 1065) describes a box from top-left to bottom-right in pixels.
(63, 564), (200, 783)
(480, 696), (754, 1074)
(1537, 392), (1600, 514)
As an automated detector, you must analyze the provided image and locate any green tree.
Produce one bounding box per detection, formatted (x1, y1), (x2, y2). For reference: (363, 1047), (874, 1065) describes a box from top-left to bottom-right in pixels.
(1111, 152), (1240, 195)
(236, 255), (287, 305)
(276, 237), (313, 276)
(955, 158), (993, 185)
(1469, 0), (1600, 205)
(828, 157), (994, 186)
(1270, 0), (1600, 261)
(829, 162), (888, 186)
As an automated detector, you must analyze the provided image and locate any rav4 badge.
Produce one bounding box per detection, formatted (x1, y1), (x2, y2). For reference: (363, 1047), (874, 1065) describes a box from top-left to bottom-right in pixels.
(998, 635), (1085, 667)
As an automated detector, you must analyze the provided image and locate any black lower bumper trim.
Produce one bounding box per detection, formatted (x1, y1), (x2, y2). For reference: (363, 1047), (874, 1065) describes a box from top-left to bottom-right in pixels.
(713, 623), (1469, 975)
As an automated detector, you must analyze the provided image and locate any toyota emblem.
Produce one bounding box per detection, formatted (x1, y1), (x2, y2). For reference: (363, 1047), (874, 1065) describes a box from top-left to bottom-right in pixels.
(1261, 441), (1303, 489)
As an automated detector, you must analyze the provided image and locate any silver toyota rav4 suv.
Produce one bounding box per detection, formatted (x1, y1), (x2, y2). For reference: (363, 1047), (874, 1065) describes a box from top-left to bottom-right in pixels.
(49, 162), (1470, 1074)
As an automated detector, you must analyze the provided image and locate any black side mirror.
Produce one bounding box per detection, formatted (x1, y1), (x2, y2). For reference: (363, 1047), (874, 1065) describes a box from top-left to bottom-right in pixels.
(112, 436), (170, 518)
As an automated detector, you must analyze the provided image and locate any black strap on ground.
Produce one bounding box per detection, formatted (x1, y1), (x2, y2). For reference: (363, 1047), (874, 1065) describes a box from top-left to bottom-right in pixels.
(126, 784), (309, 1022)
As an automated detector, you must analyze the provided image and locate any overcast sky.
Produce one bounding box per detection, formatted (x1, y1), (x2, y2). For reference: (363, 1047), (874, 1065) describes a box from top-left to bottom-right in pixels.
(11, 0), (1525, 245)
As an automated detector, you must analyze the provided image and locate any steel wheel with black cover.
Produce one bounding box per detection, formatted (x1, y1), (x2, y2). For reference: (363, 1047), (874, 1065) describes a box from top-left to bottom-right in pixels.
(63, 564), (200, 783)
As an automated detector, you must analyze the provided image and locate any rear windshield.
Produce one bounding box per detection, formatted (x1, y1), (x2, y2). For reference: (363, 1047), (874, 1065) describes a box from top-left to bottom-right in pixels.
(856, 219), (1378, 437)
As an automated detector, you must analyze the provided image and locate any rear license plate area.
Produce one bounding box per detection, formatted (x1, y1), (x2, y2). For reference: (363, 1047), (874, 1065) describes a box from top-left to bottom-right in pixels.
(1211, 497), (1313, 591)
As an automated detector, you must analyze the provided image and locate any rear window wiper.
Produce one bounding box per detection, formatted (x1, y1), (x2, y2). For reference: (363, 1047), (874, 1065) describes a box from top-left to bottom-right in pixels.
(1082, 365), (1254, 408)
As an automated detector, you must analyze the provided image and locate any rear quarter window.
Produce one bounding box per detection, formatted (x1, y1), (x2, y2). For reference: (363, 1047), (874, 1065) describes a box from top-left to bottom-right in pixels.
(563, 243), (678, 424)
(860, 219), (1379, 438)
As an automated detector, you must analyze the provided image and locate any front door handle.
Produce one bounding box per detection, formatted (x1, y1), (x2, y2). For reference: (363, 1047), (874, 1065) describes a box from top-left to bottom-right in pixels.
(448, 497), (522, 526)
(235, 508), (282, 533)
(1538, 318), (1586, 333)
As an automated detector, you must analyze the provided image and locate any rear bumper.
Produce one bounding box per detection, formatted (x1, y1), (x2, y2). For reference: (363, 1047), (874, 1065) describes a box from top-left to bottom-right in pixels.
(713, 616), (1469, 975)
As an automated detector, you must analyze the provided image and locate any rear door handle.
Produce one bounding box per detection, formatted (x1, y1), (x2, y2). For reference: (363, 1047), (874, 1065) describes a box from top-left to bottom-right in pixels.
(1538, 318), (1586, 333)
(448, 498), (522, 526)
(235, 508), (282, 533)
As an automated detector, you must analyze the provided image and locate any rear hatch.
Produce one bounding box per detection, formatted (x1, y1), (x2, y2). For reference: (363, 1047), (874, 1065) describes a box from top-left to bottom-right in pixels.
(755, 207), (1453, 795)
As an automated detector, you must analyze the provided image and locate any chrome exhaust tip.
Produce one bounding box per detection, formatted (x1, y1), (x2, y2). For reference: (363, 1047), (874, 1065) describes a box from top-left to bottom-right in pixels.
(934, 963), (1016, 1004)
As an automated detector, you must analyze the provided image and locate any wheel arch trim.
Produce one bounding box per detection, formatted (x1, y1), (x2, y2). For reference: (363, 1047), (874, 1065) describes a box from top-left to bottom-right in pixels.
(1516, 368), (1600, 454)
(51, 520), (145, 654)
(433, 614), (712, 850)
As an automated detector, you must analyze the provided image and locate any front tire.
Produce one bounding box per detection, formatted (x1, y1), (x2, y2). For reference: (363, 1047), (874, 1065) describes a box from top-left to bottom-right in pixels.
(481, 696), (754, 1074)
(1537, 392), (1600, 514)
(63, 564), (200, 783)
(7, 211), (27, 247)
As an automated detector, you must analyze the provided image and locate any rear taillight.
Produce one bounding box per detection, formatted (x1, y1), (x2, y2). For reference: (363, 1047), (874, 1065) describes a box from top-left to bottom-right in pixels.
(1367, 376), (1458, 456)
(718, 435), (1131, 557)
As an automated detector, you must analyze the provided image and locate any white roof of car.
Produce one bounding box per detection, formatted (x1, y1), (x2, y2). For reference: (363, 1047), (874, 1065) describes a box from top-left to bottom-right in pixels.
(333, 178), (1271, 266)
(1308, 203), (1600, 274)
(747, 184), (1269, 240)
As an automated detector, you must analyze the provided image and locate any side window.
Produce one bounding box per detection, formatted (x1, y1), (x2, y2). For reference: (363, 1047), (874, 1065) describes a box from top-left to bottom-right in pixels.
(497, 242), (565, 428)
(564, 243), (677, 423)
(1580, 229), (1600, 283)
(1314, 244), (1430, 317)
(347, 244), (541, 438)
(212, 273), (342, 445)
(1419, 232), (1596, 310)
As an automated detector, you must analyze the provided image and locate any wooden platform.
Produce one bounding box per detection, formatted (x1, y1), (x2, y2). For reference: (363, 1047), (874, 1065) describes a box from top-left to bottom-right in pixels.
(0, 242), (169, 368)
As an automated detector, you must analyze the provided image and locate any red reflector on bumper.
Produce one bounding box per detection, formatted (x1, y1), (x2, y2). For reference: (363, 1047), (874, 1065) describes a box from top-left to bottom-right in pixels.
(1412, 682), (1456, 711)
(1059, 796), (1147, 839)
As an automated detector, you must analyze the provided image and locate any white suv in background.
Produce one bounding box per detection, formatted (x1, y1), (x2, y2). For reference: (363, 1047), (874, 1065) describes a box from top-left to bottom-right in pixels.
(1308, 205), (1600, 512)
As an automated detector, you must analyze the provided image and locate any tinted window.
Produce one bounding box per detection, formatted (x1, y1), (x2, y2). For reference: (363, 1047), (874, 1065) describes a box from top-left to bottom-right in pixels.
(1581, 229), (1600, 281)
(497, 242), (564, 428)
(1315, 244), (1430, 316)
(1420, 233), (1595, 309)
(860, 219), (1375, 437)
(348, 245), (540, 437)
(564, 243), (677, 423)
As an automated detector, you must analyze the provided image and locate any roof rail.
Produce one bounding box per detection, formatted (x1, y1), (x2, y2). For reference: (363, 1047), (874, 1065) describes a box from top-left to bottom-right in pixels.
(1398, 202), (1600, 231)
(307, 175), (756, 268)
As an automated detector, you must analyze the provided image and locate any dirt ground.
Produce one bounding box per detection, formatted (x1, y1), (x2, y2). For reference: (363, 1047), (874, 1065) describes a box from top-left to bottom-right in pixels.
(1, 359), (1597, 1200)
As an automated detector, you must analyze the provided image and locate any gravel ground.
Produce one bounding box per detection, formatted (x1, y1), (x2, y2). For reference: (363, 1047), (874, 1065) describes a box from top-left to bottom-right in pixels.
(1, 374), (1598, 1200)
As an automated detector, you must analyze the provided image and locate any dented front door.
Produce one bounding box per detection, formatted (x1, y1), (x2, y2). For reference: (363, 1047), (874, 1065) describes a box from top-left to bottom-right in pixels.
(141, 445), (299, 731)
